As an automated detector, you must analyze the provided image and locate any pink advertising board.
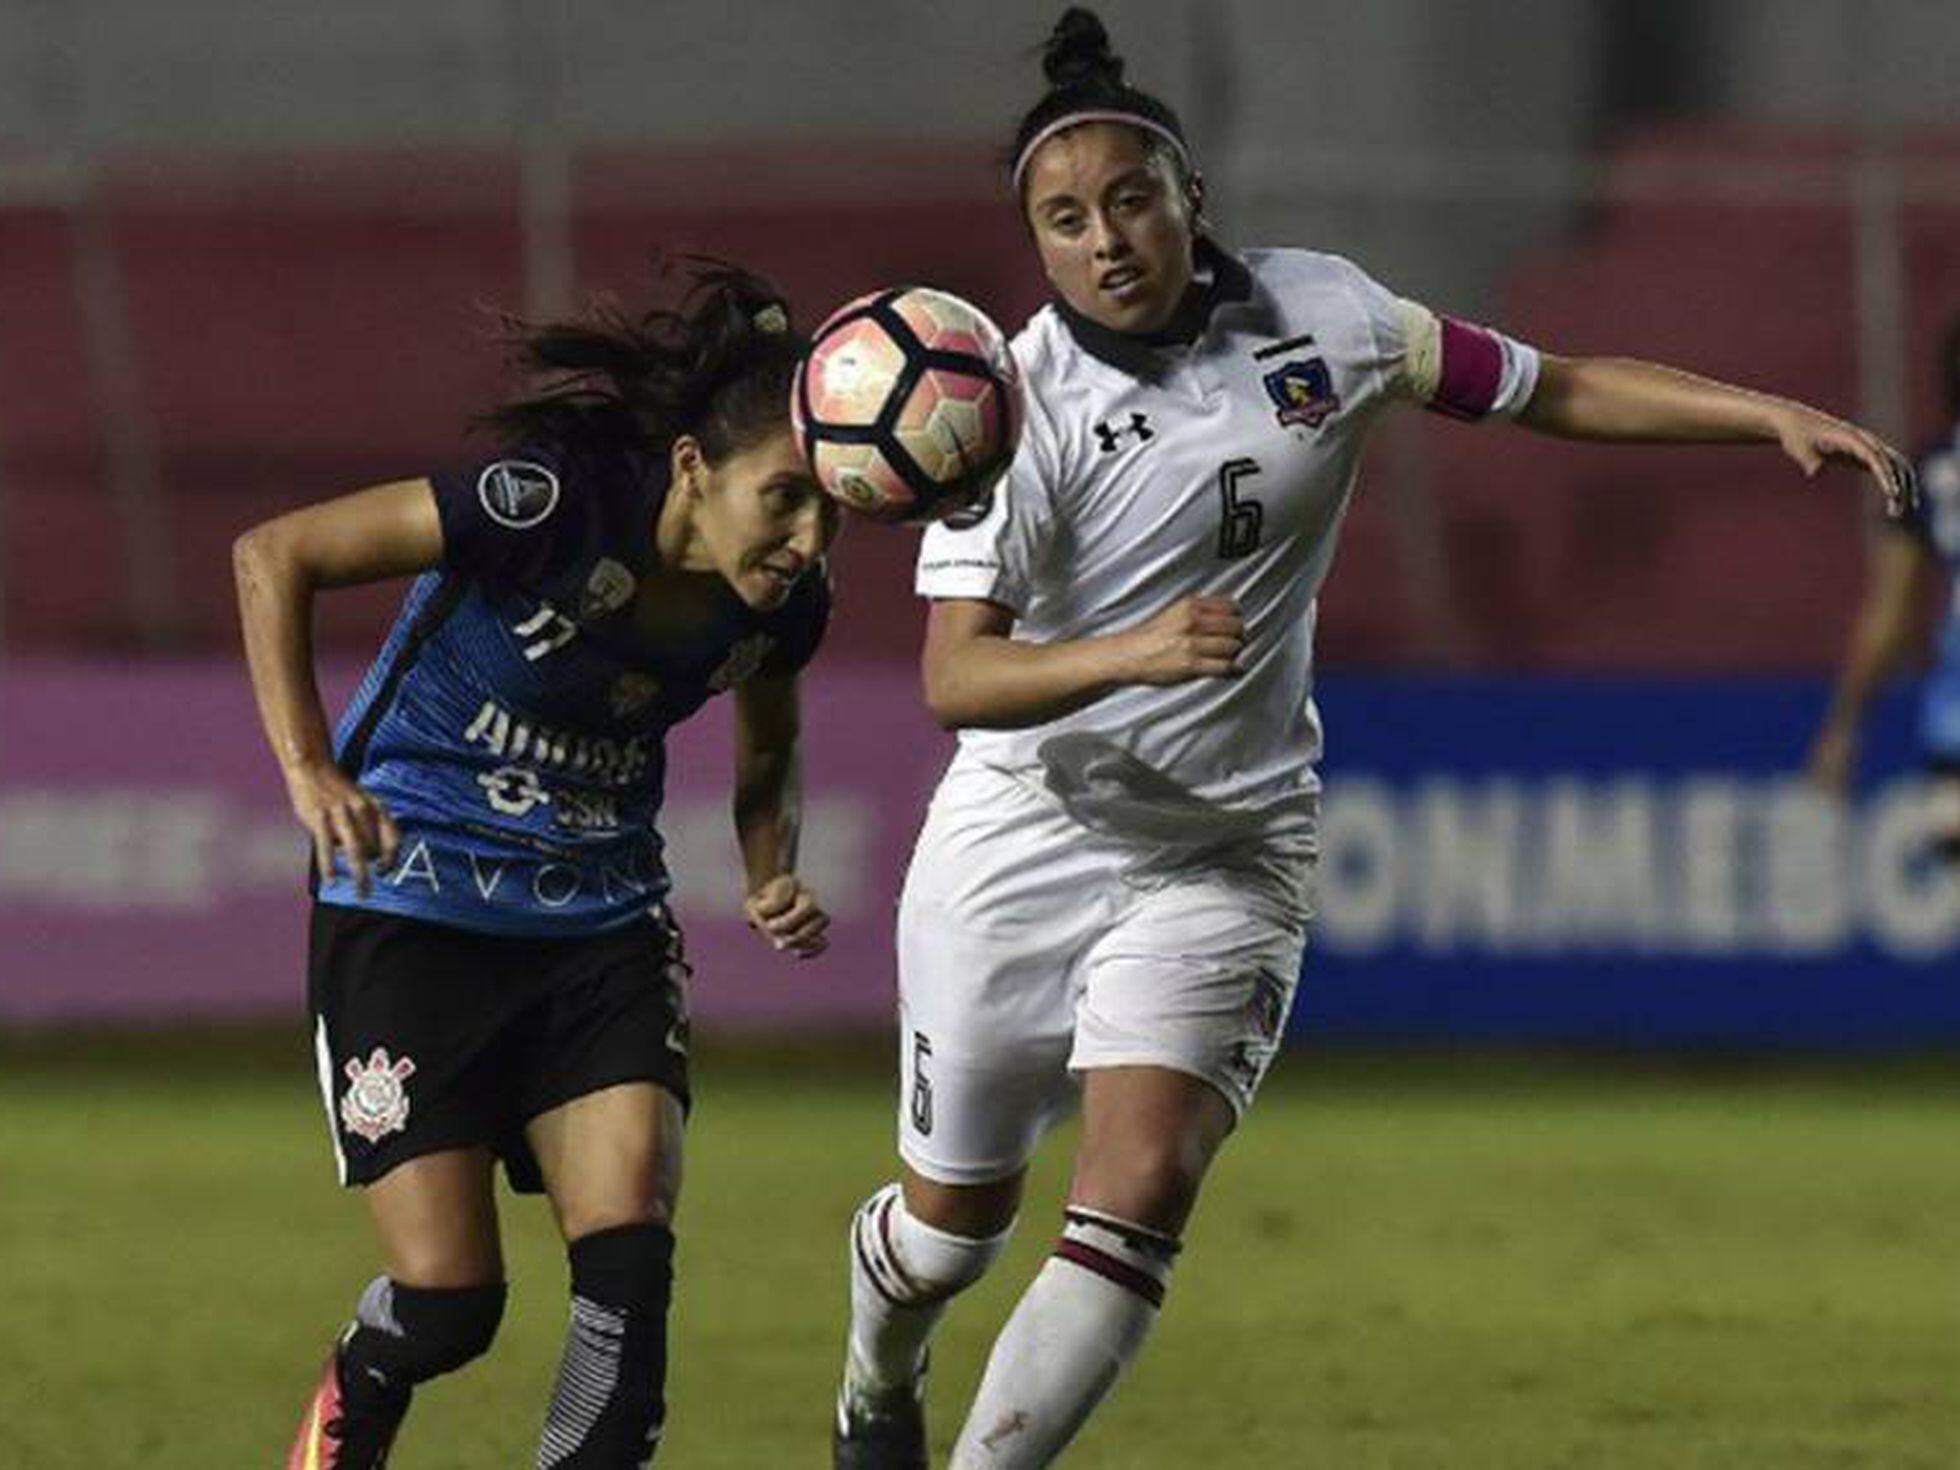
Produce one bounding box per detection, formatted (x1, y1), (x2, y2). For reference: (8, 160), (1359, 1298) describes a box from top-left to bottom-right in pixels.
(0, 661), (951, 1029)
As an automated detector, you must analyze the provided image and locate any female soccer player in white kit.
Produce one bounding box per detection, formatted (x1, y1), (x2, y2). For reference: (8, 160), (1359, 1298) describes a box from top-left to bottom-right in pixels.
(832, 11), (1917, 1467)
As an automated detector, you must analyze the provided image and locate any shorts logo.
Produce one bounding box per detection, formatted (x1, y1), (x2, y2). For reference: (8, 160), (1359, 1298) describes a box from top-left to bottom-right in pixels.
(581, 558), (637, 619)
(665, 1015), (691, 1060)
(1262, 358), (1340, 429)
(339, 1048), (417, 1144)
(477, 460), (560, 529)
(1248, 967), (1291, 1041)
(908, 1031), (934, 1137)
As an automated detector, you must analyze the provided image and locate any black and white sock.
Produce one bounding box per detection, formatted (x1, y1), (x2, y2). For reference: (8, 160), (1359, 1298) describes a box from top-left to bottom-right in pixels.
(536, 1223), (675, 1469)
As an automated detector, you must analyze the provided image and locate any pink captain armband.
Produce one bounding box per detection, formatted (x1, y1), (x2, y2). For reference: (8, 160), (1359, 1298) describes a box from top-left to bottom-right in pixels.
(1421, 314), (1542, 421)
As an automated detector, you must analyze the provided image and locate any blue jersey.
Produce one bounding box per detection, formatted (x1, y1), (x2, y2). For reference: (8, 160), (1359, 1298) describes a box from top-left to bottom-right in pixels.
(315, 442), (829, 935)
(1901, 421), (1960, 761)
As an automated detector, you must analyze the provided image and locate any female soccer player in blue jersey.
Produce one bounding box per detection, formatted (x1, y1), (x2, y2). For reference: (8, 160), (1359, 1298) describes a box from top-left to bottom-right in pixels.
(1811, 317), (1960, 851)
(830, 12), (1917, 1468)
(235, 262), (837, 1469)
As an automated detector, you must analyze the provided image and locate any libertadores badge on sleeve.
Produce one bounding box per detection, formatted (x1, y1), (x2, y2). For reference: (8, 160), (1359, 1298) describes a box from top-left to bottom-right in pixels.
(476, 459), (561, 529)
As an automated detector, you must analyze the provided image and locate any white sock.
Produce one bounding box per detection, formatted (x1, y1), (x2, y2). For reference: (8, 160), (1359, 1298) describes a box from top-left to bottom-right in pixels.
(846, 1182), (1012, 1395)
(949, 1208), (1180, 1469)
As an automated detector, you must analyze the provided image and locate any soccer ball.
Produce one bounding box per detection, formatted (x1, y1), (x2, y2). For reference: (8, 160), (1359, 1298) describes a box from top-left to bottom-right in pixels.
(793, 286), (1023, 524)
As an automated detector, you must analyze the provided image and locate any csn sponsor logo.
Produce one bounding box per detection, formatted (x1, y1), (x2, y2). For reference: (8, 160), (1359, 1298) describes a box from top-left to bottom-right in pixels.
(474, 765), (620, 832)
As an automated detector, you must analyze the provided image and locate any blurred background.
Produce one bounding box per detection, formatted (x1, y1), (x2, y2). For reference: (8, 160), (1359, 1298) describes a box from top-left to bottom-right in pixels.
(4, 0), (1958, 1041)
(4, 5), (1960, 1466)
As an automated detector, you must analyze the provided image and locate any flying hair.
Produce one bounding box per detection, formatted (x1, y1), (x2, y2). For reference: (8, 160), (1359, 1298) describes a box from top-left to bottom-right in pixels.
(482, 257), (806, 464)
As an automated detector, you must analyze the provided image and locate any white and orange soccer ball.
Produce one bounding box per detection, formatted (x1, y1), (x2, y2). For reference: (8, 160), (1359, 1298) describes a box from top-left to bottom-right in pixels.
(792, 287), (1023, 524)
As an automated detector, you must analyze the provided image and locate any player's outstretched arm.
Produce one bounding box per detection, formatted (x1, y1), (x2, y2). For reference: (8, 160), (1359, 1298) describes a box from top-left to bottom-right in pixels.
(1517, 355), (1917, 514)
(232, 479), (443, 894)
(1809, 529), (1937, 793)
(732, 671), (829, 957)
(920, 595), (1245, 731)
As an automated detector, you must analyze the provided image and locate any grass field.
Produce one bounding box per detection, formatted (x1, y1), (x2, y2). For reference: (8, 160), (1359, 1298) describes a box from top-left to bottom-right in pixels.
(1, 1032), (1955, 1468)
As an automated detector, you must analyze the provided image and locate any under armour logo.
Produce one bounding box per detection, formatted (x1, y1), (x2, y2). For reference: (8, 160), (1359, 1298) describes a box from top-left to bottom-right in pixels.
(1093, 412), (1154, 453)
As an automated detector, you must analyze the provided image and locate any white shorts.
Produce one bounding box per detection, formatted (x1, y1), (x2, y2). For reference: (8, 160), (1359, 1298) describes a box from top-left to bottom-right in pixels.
(896, 760), (1315, 1186)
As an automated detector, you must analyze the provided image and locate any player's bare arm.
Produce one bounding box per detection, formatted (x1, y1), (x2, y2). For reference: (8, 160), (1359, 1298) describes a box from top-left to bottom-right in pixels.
(921, 594), (1244, 730)
(1809, 530), (1939, 792)
(732, 669), (830, 956)
(232, 478), (442, 893)
(1519, 354), (1916, 512)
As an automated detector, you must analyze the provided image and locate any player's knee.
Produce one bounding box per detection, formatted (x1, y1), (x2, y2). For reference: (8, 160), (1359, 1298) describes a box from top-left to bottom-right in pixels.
(357, 1276), (507, 1382)
(1073, 1138), (1208, 1232)
(903, 1167), (1024, 1239)
(857, 1182), (1013, 1306)
(558, 1193), (676, 1244)
(569, 1219), (676, 1321)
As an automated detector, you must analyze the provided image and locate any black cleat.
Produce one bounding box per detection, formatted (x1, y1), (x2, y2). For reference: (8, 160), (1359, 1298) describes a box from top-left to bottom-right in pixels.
(833, 1379), (928, 1470)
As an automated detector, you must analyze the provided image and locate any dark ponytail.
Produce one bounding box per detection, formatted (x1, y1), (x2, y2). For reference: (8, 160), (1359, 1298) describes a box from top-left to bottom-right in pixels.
(1041, 6), (1125, 90)
(1009, 7), (1193, 196)
(482, 258), (806, 464)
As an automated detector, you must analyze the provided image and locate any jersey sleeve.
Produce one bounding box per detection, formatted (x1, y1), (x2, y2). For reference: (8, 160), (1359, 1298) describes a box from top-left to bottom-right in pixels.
(914, 383), (1060, 614)
(1391, 297), (1542, 420)
(1891, 476), (1935, 547)
(1331, 258), (1540, 421)
(1892, 442), (1957, 548)
(430, 445), (590, 589)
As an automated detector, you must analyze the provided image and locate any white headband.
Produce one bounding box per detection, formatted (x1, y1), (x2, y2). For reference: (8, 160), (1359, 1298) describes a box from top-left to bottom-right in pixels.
(1011, 109), (1193, 193)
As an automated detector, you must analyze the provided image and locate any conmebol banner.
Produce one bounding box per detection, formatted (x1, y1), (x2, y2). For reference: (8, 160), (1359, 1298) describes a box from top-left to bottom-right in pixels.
(1304, 678), (1960, 1046)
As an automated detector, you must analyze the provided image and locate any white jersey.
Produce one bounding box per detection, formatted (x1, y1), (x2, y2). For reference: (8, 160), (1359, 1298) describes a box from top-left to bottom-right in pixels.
(915, 245), (1538, 839)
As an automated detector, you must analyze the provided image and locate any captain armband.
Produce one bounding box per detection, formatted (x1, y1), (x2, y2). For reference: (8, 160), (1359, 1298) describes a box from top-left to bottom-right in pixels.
(1395, 298), (1541, 421)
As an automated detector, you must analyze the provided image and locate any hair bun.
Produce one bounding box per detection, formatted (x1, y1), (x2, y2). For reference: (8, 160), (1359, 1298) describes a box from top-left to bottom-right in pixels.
(1042, 7), (1124, 89)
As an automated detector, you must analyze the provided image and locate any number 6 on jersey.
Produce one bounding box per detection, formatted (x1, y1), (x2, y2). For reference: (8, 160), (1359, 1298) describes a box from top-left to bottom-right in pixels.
(1217, 457), (1264, 559)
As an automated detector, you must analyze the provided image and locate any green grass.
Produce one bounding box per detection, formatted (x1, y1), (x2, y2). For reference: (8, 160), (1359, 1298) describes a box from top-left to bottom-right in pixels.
(2, 1034), (1957, 1467)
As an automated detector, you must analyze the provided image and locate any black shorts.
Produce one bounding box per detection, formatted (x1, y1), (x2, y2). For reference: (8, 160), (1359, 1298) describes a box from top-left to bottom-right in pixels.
(308, 903), (692, 1192)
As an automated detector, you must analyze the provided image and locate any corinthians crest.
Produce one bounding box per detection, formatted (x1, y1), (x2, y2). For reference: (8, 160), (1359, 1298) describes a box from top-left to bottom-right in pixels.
(339, 1047), (417, 1143)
